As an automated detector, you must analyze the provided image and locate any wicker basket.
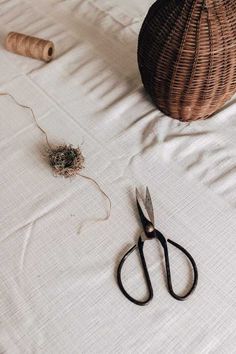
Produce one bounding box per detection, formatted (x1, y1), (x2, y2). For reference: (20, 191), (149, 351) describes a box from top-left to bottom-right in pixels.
(138, 0), (236, 121)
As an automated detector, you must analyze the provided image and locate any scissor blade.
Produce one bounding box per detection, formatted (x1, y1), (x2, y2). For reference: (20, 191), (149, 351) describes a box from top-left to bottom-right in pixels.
(145, 187), (155, 225)
(136, 188), (152, 233)
(135, 188), (142, 205)
(136, 188), (149, 229)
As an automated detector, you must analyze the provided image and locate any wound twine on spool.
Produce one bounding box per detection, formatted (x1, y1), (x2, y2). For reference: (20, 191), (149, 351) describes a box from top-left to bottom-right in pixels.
(5, 32), (55, 62)
(0, 92), (112, 232)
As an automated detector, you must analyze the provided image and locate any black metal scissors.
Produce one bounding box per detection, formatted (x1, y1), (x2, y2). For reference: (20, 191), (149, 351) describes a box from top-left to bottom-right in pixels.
(117, 188), (198, 306)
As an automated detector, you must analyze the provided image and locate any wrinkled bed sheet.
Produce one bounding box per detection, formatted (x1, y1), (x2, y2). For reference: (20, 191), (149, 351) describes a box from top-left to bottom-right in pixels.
(0, 1), (236, 353)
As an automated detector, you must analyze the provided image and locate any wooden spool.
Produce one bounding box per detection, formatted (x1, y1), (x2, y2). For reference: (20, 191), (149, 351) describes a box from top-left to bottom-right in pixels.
(138, 0), (236, 121)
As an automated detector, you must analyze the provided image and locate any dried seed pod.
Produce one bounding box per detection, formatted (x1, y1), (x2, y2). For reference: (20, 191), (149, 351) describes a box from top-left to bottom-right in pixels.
(138, 0), (236, 121)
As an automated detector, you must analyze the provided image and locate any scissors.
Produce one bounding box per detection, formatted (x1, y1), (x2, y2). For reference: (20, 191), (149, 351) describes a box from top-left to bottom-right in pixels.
(117, 188), (198, 306)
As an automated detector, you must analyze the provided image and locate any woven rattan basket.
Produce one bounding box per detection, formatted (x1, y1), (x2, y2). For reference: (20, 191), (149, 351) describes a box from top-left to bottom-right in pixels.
(138, 0), (236, 121)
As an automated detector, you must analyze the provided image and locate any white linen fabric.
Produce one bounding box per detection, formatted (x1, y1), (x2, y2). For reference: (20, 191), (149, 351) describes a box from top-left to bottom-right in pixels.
(0, 1), (236, 353)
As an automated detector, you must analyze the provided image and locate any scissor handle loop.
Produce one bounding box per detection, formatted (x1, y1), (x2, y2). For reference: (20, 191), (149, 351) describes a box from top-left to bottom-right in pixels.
(163, 238), (198, 301)
(117, 237), (153, 306)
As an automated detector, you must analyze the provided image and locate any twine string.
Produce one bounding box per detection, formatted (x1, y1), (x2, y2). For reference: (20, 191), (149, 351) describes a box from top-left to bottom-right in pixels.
(79, 173), (112, 221)
(0, 92), (52, 149)
(5, 32), (54, 62)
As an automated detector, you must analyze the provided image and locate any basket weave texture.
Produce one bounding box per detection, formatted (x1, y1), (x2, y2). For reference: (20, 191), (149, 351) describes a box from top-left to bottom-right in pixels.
(138, 0), (236, 121)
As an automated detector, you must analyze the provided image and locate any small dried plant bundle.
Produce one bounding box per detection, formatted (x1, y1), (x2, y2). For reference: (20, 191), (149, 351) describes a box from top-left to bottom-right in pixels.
(48, 144), (84, 178)
(0, 92), (112, 229)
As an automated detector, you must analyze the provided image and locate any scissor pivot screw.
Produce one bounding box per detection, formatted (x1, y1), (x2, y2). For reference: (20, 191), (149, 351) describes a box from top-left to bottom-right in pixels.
(146, 224), (155, 234)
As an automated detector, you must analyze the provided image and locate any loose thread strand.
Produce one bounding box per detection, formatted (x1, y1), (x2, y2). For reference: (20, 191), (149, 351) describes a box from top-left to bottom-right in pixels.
(0, 92), (52, 150)
(80, 173), (112, 220)
(77, 174), (112, 234)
